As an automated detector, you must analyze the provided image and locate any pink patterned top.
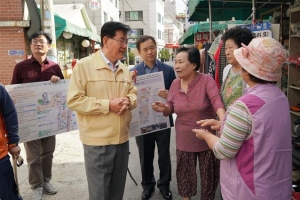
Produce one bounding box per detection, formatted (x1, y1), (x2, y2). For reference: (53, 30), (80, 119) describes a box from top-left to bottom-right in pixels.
(167, 73), (224, 152)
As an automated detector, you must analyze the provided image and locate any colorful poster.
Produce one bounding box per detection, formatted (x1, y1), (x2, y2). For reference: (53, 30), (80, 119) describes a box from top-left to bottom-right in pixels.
(130, 72), (170, 137)
(5, 80), (77, 143)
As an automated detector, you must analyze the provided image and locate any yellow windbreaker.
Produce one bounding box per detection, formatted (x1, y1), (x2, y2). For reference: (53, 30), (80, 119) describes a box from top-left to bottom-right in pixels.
(67, 52), (137, 146)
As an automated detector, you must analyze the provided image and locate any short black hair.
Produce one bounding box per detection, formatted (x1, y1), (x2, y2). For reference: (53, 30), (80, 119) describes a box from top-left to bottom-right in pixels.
(136, 35), (156, 51)
(100, 21), (131, 47)
(29, 31), (52, 44)
(176, 46), (200, 71)
(222, 27), (255, 47)
(242, 68), (277, 84)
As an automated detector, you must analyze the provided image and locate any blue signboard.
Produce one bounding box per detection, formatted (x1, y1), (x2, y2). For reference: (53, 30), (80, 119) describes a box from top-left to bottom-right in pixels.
(8, 50), (25, 56)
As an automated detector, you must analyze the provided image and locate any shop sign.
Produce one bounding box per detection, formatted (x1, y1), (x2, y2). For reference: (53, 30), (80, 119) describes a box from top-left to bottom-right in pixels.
(238, 22), (273, 38)
(194, 32), (210, 47)
(88, 0), (100, 11)
(8, 50), (24, 56)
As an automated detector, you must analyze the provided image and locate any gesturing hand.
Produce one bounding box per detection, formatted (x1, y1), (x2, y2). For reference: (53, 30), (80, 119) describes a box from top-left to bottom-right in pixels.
(152, 101), (166, 112)
(197, 119), (221, 131)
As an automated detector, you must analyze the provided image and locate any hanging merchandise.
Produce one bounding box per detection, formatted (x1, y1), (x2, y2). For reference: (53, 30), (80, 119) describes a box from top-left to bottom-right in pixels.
(204, 43), (215, 78)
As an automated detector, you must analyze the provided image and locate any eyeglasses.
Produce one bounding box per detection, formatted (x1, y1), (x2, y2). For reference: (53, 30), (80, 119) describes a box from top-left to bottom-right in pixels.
(32, 40), (48, 45)
(108, 37), (128, 46)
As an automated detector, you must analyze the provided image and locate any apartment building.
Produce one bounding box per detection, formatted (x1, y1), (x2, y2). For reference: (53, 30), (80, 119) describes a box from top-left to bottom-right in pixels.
(119, 0), (166, 52)
(164, 0), (183, 46)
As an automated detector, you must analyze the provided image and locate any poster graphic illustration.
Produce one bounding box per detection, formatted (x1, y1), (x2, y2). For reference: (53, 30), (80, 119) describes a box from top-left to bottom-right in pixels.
(130, 71), (170, 137)
(5, 80), (77, 143)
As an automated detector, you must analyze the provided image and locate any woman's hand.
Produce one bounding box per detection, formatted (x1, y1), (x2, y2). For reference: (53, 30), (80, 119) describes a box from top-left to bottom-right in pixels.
(152, 101), (166, 112)
(197, 119), (221, 131)
(193, 128), (211, 140)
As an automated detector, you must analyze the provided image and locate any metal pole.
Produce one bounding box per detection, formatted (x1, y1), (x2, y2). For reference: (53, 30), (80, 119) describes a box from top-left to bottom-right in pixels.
(209, 0), (212, 43)
(40, 0), (57, 63)
(252, 0), (256, 22)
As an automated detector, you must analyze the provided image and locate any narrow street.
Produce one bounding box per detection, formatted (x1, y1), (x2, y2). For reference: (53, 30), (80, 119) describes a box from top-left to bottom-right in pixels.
(17, 126), (221, 200)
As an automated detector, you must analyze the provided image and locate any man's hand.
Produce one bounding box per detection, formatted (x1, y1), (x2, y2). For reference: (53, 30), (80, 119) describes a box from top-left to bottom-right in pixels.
(9, 146), (21, 159)
(50, 75), (61, 83)
(109, 97), (129, 115)
(152, 101), (166, 112)
(197, 119), (221, 131)
(158, 90), (168, 99)
(131, 70), (137, 83)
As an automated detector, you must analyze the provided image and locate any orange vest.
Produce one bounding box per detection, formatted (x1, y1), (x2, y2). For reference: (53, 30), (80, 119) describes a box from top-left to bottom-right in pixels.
(0, 113), (9, 159)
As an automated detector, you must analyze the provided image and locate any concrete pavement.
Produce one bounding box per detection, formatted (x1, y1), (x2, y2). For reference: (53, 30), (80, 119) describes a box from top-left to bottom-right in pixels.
(17, 122), (220, 200)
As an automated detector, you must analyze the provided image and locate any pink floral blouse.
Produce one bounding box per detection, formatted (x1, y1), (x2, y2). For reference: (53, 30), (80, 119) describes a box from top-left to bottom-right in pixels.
(167, 73), (224, 152)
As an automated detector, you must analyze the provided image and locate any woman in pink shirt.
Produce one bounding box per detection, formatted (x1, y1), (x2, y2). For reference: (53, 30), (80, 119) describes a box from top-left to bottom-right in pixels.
(153, 47), (225, 200)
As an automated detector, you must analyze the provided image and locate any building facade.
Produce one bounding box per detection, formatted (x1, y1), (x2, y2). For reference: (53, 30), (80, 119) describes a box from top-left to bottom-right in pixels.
(0, 0), (28, 85)
(51, 0), (119, 36)
(164, 0), (184, 46)
(119, 0), (166, 51)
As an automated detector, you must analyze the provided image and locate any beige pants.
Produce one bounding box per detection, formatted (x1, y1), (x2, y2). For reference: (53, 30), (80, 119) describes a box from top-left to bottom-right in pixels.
(24, 135), (55, 189)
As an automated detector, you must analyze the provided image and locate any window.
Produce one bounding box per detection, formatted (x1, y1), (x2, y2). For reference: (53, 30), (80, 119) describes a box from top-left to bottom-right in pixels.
(110, 17), (113, 21)
(115, 0), (118, 8)
(125, 11), (143, 21)
(104, 12), (108, 23)
(157, 13), (161, 23)
(158, 30), (162, 39)
(162, 16), (164, 24)
(136, 29), (143, 36)
(129, 29), (144, 38)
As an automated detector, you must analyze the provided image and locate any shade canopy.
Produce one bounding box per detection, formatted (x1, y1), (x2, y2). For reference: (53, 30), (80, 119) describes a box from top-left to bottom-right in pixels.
(188, 0), (293, 22)
(54, 14), (100, 42)
(178, 19), (274, 44)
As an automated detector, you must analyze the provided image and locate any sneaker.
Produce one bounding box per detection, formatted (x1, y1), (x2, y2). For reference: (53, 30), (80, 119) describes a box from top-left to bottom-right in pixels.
(43, 181), (57, 195)
(31, 187), (43, 200)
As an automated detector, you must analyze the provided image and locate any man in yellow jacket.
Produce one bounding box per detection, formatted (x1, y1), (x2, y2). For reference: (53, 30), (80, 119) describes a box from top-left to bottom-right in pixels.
(67, 21), (137, 200)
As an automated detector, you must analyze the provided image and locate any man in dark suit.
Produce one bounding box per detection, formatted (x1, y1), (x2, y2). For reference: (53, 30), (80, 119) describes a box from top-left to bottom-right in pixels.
(131, 35), (176, 200)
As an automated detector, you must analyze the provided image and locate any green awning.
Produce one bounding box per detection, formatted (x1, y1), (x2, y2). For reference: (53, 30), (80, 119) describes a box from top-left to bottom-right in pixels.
(178, 19), (272, 44)
(188, 0), (292, 22)
(54, 13), (100, 42)
(179, 21), (229, 44)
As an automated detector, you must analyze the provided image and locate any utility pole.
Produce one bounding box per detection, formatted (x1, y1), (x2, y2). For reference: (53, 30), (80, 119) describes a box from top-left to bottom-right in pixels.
(40, 0), (57, 62)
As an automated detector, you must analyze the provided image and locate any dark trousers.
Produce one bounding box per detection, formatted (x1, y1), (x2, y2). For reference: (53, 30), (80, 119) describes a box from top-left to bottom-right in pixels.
(0, 155), (22, 200)
(136, 128), (171, 192)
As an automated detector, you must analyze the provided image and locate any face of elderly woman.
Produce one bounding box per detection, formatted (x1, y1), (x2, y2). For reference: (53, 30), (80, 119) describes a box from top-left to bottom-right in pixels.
(225, 39), (239, 66)
(174, 51), (197, 80)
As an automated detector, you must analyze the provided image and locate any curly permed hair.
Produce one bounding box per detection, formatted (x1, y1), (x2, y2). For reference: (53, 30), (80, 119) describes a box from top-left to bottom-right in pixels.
(221, 27), (255, 48)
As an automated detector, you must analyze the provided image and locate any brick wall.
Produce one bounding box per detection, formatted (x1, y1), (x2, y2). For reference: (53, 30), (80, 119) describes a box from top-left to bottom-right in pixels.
(0, 0), (27, 85)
